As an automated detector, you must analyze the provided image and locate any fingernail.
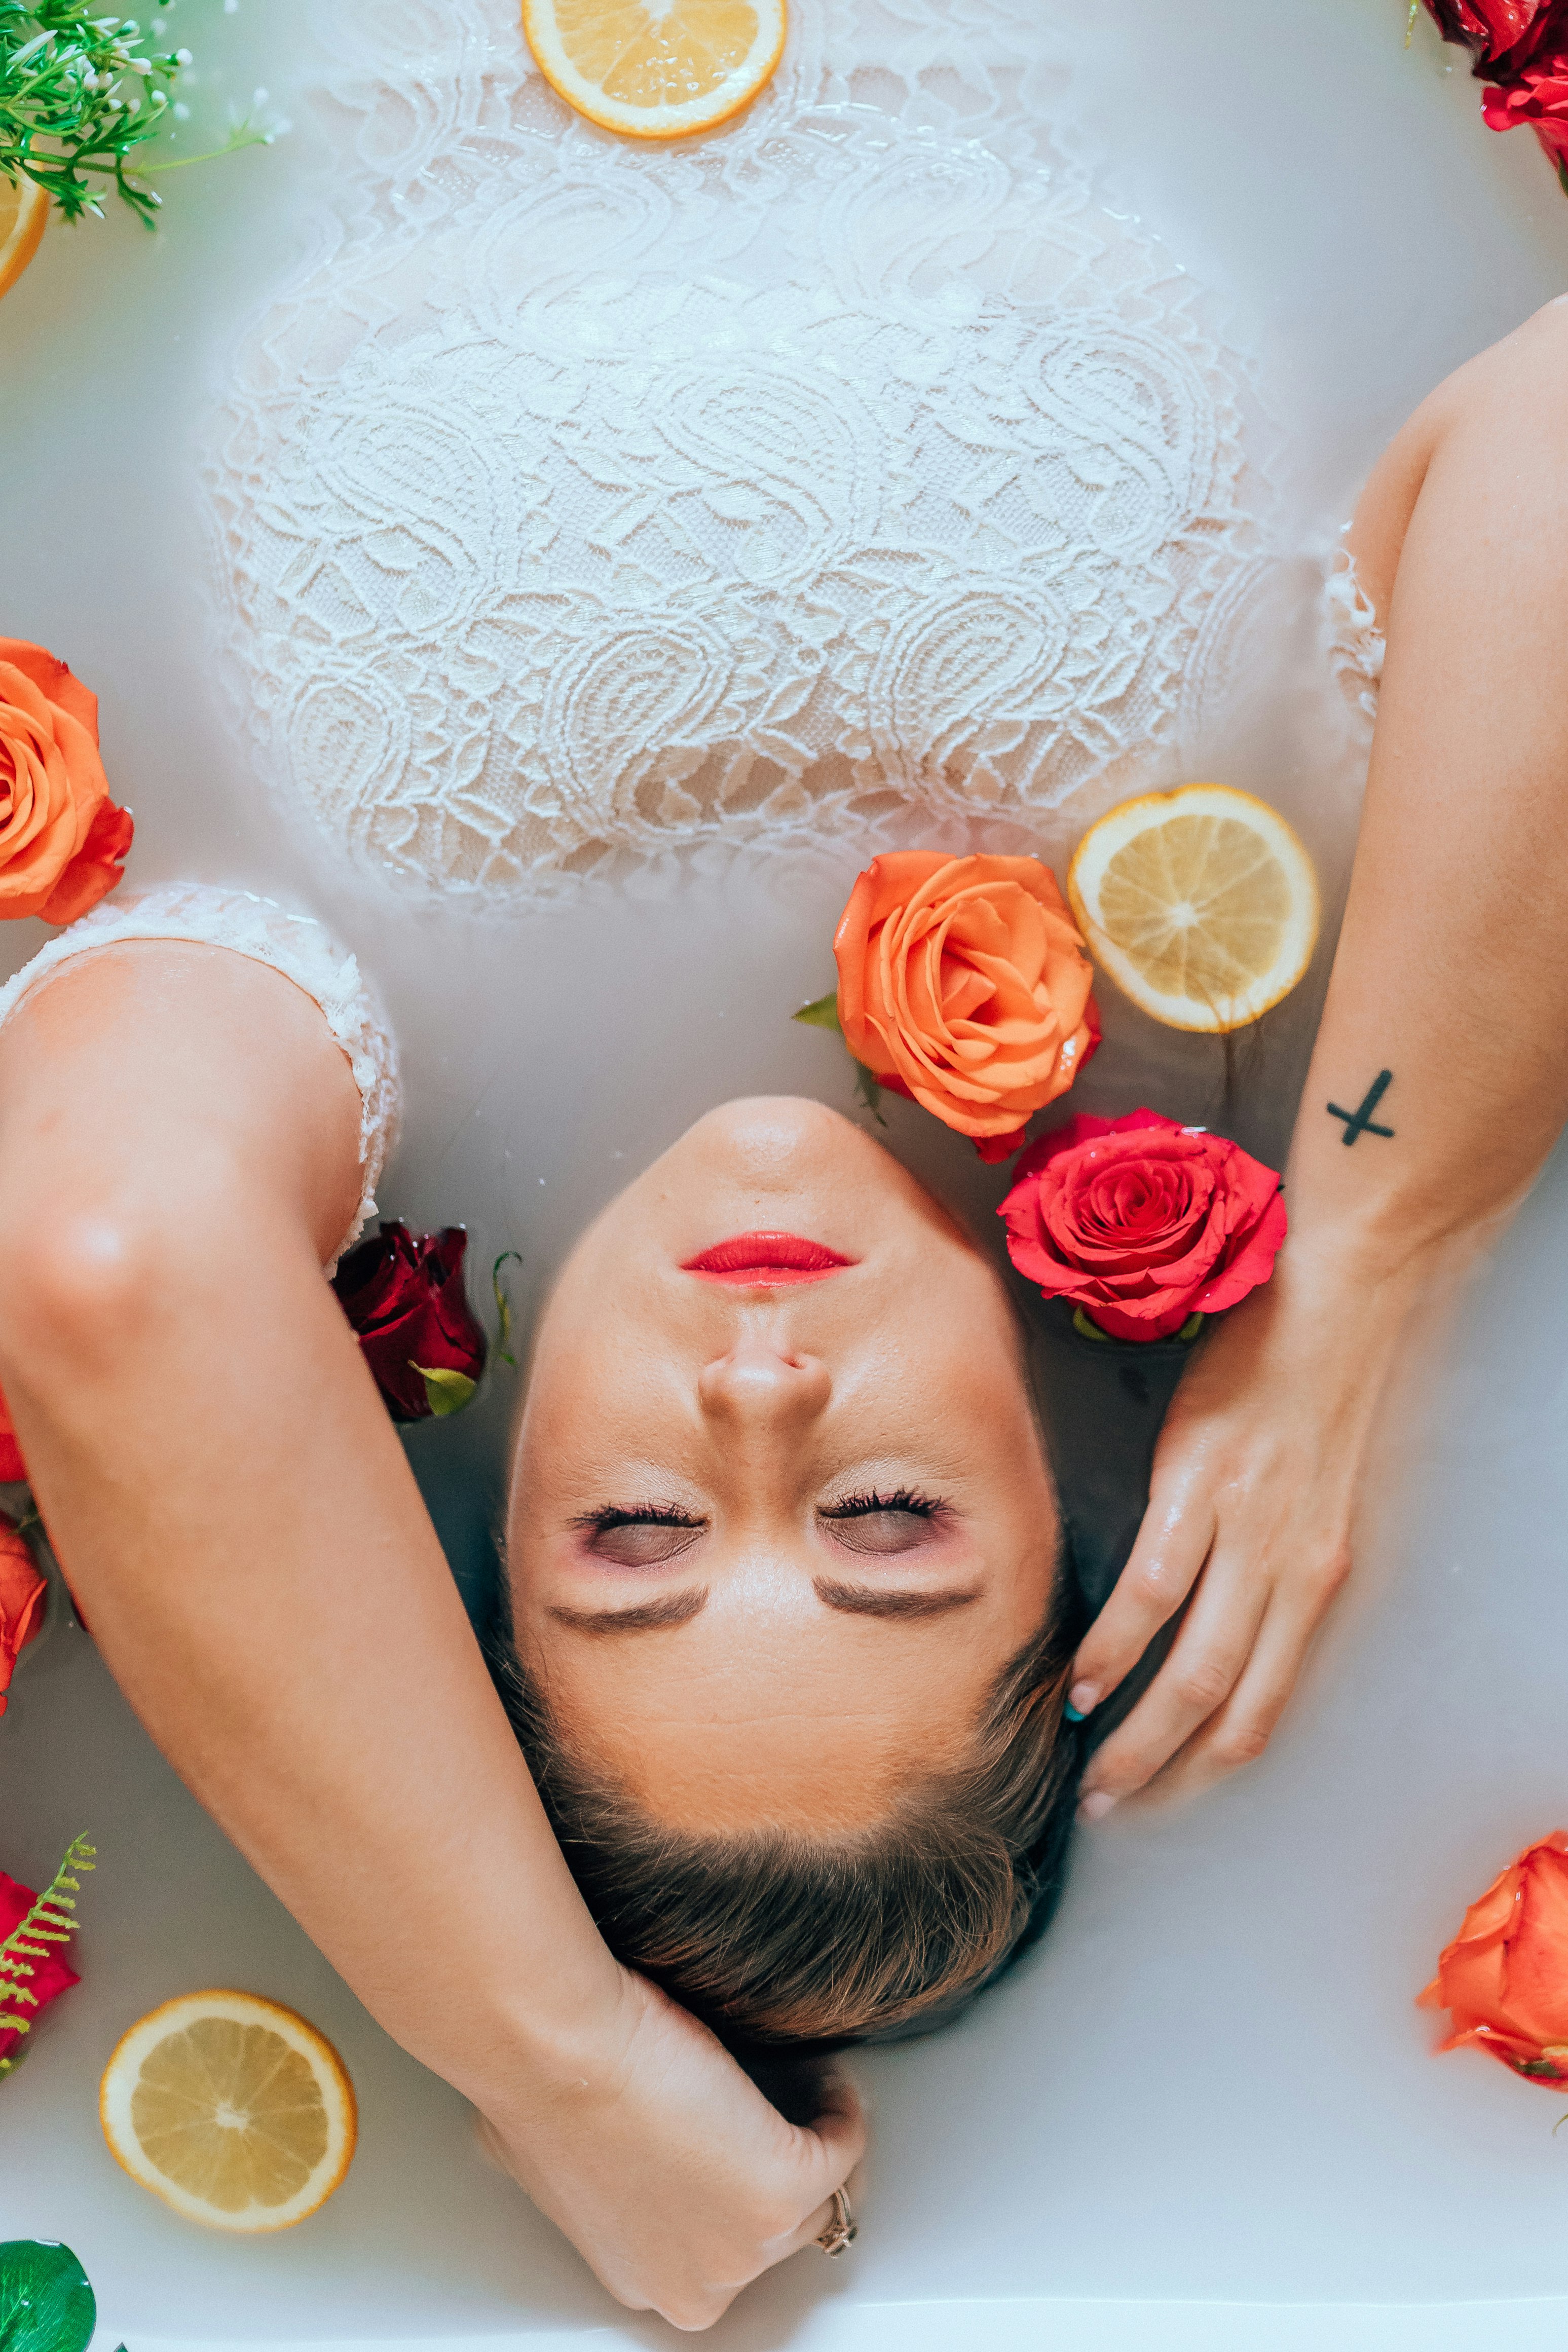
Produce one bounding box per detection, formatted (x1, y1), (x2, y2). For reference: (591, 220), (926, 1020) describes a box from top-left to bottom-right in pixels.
(1064, 1681), (1098, 1723)
(1078, 1790), (1118, 1823)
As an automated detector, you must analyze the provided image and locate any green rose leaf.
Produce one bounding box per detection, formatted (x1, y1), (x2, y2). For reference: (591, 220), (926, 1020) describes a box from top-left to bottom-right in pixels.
(792, 992), (841, 1031)
(412, 1365), (479, 1420)
(0, 2241), (96, 2352)
(1072, 1308), (1208, 1345)
(492, 1250), (522, 1370)
(853, 1064), (887, 1128)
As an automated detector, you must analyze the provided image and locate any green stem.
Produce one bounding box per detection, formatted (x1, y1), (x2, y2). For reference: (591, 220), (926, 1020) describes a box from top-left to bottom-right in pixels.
(137, 134), (269, 176)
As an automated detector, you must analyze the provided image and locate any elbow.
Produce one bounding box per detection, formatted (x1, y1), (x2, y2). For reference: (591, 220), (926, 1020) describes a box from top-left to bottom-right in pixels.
(0, 1200), (195, 1400)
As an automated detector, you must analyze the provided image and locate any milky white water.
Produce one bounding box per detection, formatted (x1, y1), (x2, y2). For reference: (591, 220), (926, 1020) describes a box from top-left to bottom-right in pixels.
(0, 0), (1564, 2342)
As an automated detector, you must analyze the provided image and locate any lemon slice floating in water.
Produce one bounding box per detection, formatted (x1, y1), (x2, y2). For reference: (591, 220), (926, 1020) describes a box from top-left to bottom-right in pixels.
(521, 0), (787, 139)
(100, 1989), (356, 2232)
(1067, 783), (1320, 1034)
(0, 176), (47, 304)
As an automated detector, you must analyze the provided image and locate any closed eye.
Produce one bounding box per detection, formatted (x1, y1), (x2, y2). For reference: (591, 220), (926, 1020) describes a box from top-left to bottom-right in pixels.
(818, 1487), (948, 1558)
(573, 1505), (707, 1569)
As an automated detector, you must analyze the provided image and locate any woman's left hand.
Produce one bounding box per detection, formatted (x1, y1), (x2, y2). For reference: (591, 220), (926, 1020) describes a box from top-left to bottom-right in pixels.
(1066, 1235), (1417, 1814)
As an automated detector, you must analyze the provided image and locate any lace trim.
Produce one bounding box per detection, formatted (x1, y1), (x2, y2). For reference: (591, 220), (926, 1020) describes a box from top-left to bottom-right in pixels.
(202, 0), (1274, 902)
(0, 886), (400, 1269)
(1325, 544), (1385, 733)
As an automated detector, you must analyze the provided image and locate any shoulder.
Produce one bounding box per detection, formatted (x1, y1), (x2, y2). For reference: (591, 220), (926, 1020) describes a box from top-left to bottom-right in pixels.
(1347, 295), (1568, 622)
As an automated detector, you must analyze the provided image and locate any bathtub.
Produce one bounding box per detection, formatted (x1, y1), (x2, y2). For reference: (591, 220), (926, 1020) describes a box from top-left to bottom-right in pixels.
(2, 0), (1566, 2343)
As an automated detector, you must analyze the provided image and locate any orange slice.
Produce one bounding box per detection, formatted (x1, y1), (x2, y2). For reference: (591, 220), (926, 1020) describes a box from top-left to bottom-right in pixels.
(521, 0), (787, 139)
(100, 1990), (356, 2232)
(1067, 783), (1319, 1033)
(0, 175), (47, 303)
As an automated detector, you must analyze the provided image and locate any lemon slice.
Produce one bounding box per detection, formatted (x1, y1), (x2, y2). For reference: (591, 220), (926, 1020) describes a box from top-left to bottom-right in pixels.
(521, 0), (787, 139)
(100, 1990), (356, 2232)
(1068, 783), (1319, 1033)
(0, 175), (47, 304)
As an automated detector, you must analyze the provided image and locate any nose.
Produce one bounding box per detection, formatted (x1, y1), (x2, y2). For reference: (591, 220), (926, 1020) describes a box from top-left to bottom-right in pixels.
(697, 1339), (832, 1430)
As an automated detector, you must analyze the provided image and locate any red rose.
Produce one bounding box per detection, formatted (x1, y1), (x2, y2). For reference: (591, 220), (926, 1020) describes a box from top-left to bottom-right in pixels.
(1419, 1832), (1568, 2085)
(998, 1109), (1287, 1342)
(0, 1386), (22, 1484)
(1424, 0), (1552, 57)
(0, 1518), (45, 1720)
(1482, 54), (1568, 170)
(0, 1866), (80, 2069)
(331, 1223), (487, 1423)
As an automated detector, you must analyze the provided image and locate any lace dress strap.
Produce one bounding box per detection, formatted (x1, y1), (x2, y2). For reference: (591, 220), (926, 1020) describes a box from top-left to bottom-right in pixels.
(1325, 546), (1386, 733)
(0, 884), (400, 1269)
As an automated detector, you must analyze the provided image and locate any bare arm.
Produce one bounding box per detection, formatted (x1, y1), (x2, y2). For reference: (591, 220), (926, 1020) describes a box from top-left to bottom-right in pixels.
(1072, 295), (1568, 1810)
(0, 941), (860, 2328)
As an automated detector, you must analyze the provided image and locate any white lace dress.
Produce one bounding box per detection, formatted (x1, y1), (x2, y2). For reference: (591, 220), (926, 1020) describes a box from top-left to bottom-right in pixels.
(0, 888), (401, 1268)
(203, 0), (1371, 904)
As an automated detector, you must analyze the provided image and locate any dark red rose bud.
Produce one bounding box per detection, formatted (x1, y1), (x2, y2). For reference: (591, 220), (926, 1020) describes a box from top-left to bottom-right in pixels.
(331, 1223), (487, 1423)
(1483, 52), (1568, 171)
(1423, 0), (1551, 59)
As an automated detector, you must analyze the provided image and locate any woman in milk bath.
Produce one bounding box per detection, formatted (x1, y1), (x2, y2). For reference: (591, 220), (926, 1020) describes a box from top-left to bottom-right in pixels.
(2, 0), (1566, 2323)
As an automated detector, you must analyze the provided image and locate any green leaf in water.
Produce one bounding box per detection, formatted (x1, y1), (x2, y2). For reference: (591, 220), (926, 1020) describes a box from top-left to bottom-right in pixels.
(492, 1250), (522, 1369)
(0, 2241), (96, 2352)
(413, 1365), (479, 1419)
(853, 1064), (886, 1128)
(792, 992), (841, 1031)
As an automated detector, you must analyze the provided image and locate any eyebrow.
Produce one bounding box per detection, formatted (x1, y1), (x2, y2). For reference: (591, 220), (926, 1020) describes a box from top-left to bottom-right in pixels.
(812, 1577), (984, 1621)
(545, 1579), (984, 1634)
(547, 1589), (710, 1635)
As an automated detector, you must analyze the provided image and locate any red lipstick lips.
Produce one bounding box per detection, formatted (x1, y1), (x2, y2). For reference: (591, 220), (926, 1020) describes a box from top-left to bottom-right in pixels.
(680, 1231), (857, 1286)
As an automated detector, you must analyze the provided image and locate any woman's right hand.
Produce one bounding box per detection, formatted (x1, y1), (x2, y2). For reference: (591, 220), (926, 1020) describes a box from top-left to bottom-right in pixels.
(478, 1966), (865, 2332)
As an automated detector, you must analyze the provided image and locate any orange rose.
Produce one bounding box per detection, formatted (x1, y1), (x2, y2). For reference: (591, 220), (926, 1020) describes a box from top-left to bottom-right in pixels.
(833, 852), (1099, 1158)
(1418, 1831), (1568, 2084)
(0, 1515), (45, 1719)
(0, 638), (133, 924)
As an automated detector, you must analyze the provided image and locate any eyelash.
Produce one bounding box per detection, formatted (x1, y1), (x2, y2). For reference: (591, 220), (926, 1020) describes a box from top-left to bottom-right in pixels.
(575, 1504), (707, 1533)
(820, 1487), (944, 1519)
(575, 1491), (946, 1529)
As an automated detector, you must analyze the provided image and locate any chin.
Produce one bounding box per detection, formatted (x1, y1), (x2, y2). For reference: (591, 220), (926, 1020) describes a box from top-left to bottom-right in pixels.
(690, 1094), (862, 1148)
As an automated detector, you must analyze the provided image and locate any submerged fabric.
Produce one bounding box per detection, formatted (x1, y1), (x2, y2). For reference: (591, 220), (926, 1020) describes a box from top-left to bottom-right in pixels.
(205, 0), (1286, 901)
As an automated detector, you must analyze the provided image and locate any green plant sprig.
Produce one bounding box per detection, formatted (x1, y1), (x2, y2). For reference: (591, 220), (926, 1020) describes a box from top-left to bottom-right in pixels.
(0, 1833), (94, 2078)
(1, 4), (191, 225)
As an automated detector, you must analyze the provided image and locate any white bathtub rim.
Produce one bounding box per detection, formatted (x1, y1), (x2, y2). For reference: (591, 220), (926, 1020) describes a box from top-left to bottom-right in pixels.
(108, 2288), (1568, 2352)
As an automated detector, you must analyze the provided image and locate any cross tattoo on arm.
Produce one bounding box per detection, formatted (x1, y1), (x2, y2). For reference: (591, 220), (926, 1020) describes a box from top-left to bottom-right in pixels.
(1327, 1070), (1395, 1145)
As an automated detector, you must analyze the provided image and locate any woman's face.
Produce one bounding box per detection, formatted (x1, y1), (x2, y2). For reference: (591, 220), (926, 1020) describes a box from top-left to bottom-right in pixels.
(507, 1100), (1058, 1836)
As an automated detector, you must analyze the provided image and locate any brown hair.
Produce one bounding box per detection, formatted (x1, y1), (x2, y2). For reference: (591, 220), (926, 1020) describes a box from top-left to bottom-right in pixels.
(483, 1584), (1080, 2049)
